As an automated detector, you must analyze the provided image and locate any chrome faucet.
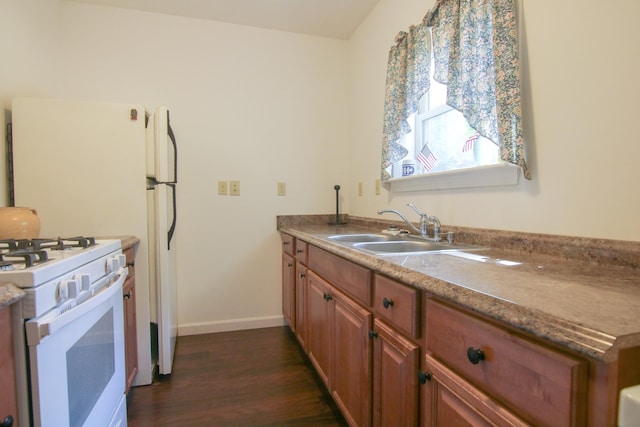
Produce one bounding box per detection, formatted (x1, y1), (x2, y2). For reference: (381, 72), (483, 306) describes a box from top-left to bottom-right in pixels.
(378, 204), (441, 241)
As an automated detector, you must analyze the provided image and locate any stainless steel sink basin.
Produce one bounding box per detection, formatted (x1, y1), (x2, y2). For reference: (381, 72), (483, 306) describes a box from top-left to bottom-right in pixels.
(353, 240), (484, 255)
(328, 233), (399, 243)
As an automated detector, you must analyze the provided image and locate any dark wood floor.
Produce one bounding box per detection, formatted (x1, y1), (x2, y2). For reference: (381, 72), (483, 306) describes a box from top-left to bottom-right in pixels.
(127, 326), (347, 427)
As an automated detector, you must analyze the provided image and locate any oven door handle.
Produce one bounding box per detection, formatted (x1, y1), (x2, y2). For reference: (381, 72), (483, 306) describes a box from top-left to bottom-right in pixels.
(26, 268), (128, 346)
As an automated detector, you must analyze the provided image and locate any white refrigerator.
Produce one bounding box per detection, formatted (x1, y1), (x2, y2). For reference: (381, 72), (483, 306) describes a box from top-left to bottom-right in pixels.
(11, 97), (178, 383)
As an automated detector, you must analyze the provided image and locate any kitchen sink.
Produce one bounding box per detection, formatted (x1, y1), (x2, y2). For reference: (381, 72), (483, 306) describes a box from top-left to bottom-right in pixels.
(328, 233), (399, 243)
(353, 240), (484, 255)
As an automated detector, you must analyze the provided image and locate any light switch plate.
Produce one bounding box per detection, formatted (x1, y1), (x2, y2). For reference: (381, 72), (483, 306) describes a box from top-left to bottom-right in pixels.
(229, 180), (240, 196)
(218, 180), (228, 195)
(375, 179), (381, 195)
(358, 182), (363, 196)
(277, 182), (286, 196)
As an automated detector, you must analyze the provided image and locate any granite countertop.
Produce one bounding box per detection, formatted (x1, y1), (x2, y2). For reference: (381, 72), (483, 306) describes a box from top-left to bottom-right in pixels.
(278, 216), (640, 363)
(100, 235), (140, 250)
(0, 283), (25, 309)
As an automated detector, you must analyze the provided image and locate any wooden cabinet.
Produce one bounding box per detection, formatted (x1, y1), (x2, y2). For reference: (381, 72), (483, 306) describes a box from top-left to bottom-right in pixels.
(423, 354), (529, 426)
(374, 274), (420, 339)
(307, 270), (333, 385)
(295, 261), (308, 351)
(424, 298), (587, 426)
(371, 318), (419, 427)
(281, 233), (310, 343)
(308, 245), (372, 306)
(307, 270), (373, 427)
(123, 246), (139, 394)
(281, 232), (639, 426)
(0, 304), (18, 426)
(282, 252), (296, 330)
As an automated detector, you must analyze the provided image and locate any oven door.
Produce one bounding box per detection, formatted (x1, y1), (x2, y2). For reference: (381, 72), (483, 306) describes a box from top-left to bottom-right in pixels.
(25, 270), (127, 427)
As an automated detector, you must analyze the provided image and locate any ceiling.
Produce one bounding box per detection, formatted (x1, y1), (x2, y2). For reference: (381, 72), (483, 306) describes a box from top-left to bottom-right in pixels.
(67, 0), (381, 40)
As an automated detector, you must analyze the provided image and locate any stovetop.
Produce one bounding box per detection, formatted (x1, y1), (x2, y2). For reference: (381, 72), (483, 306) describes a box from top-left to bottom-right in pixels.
(0, 237), (122, 288)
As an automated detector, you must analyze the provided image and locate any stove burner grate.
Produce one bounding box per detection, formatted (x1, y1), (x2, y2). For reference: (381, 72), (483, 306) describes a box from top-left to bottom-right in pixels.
(0, 249), (49, 268)
(29, 237), (97, 251)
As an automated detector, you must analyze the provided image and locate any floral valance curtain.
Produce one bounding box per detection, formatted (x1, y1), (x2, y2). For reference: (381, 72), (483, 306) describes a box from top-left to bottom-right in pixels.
(381, 23), (431, 178)
(381, 0), (531, 181)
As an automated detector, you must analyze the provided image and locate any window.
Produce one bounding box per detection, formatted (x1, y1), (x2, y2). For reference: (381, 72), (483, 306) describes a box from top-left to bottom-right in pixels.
(389, 63), (500, 179)
(380, 0), (530, 191)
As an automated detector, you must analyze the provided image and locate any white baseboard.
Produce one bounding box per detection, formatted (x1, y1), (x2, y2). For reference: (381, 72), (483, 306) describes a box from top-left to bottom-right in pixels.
(178, 315), (286, 336)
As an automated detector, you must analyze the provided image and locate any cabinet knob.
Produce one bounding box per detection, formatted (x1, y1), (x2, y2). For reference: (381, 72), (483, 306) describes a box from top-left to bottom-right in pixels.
(368, 330), (378, 339)
(287, 263), (293, 268)
(296, 249), (304, 254)
(382, 297), (394, 309)
(283, 241), (290, 245)
(299, 272), (306, 279)
(466, 347), (485, 364)
(418, 371), (432, 384)
(124, 292), (131, 299)
(1, 416), (13, 427)
(323, 292), (333, 301)
(126, 261), (135, 268)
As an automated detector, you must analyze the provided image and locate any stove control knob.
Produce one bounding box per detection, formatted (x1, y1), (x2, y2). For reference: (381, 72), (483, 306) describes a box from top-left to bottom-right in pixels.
(76, 274), (91, 292)
(107, 255), (124, 272)
(67, 279), (79, 299)
(58, 279), (79, 301)
(57, 281), (69, 301)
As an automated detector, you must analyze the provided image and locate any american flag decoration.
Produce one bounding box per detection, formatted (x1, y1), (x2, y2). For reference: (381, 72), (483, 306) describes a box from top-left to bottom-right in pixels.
(463, 132), (480, 152)
(417, 144), (437, 172)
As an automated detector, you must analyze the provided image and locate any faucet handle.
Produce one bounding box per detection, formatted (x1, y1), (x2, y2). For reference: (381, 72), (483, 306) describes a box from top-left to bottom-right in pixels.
(407, 203), (427, 217)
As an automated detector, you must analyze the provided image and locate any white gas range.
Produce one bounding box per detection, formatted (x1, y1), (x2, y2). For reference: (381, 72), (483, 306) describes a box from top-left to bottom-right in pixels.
(3, 237), (128, 427)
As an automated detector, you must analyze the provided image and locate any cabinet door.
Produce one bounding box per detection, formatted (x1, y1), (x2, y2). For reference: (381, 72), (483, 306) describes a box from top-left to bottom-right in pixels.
(423, 354), (528, 426)
(372, 319), (419, 427)
(282, 252), (296, 330)
(427, 299), (586, 426)
(123, 275), (138, 393)
(0, 305), (18, 425)
(332, 289), (373, 427)
(307, 271), (333, 387)
(295, 262), (307, 351)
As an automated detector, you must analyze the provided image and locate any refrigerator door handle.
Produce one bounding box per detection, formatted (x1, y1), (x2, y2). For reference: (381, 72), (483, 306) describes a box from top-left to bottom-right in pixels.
(168, 183), (177, 250)
(167, 110), (178, 184)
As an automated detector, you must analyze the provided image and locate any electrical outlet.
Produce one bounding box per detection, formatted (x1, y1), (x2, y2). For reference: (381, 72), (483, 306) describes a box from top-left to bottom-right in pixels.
(229, 180), (240, 196)
(277, 182), (286, 196)
(375, 179), (381, 195)
(358, 182), (363, 196)
(218, 180), (228, 195)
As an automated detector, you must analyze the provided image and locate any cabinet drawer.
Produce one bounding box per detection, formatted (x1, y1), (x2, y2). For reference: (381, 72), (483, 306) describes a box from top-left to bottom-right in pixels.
(426, 299), (587, 426)
(374, 274), (420, 339)
(308, 245), (372, 306)
(295, 240), (308, 264)
(280, 232), (295, 256)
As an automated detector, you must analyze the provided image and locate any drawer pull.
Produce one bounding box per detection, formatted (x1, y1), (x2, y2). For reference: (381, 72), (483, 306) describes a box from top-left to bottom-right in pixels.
(382, 297), (394, 309)
(418, 371), (432, 384)
(466, 347), (485, 364)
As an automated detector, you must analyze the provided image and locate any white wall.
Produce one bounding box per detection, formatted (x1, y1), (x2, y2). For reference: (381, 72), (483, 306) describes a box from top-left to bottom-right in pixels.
(348, 0), (640, 242)
(0, 0), (63, 205)
(1, 1), (349, 334)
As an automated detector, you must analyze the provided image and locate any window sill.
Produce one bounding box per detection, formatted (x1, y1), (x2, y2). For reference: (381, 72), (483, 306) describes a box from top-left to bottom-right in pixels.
(383, 163), (521, 192)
